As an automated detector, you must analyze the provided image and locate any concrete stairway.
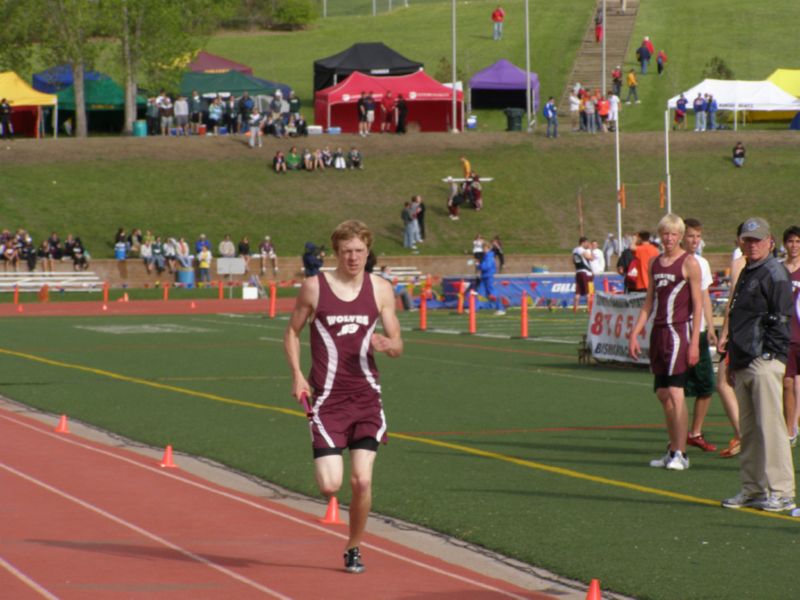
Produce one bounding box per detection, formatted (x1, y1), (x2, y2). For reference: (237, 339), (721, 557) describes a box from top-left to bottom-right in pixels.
(559, 0), (640, 113)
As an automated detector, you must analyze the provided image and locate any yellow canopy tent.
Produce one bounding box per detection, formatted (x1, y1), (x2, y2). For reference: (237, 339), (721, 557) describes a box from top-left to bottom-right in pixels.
(0, 71), (58, 138)
(748, 69), (800, 122)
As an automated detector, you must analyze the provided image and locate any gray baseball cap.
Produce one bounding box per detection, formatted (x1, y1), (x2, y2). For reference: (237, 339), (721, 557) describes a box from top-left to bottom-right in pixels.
(739, 217), (770, 240)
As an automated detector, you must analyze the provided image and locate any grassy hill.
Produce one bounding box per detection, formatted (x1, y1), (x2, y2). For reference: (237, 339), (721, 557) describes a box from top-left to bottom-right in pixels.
(618, 0), (800, 130)
(2, 130), (798, 258)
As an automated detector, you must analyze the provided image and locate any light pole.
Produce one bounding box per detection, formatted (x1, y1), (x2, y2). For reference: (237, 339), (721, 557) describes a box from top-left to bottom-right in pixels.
(524, 0), (532, 131)
(451, 0), (458, 132)
(601, 0), (606, 94)
(615, 106), (622, 252)
(664, 109), (672, 213)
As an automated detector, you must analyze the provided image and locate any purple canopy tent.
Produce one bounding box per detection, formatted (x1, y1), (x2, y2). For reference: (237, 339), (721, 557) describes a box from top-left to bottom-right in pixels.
(468, 59), (540, 113)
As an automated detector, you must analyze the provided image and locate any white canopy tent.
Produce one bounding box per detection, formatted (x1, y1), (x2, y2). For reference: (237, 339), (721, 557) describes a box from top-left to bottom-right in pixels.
(667, 78), (800, 130)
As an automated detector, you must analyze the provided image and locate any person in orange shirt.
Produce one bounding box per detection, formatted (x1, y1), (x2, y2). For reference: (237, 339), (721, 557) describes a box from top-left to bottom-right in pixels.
(596, 94), (610, 132)
(632, 231), (660, 292)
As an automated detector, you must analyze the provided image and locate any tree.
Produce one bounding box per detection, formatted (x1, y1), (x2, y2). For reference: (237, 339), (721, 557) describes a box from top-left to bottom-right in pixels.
(38, 0), (104, 138)
(103, 0), (236, 135)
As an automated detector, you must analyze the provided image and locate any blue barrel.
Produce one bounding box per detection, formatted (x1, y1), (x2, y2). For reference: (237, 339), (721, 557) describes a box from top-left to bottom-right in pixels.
(176, 268), (195, 288)
(133, 120), (147, 137)
(114, 242), (127, 260)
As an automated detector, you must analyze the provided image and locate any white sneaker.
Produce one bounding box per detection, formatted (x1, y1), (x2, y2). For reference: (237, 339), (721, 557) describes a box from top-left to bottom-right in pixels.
(494, 310), (506, 316)
(665, 450), (690, 471)
(649, 450), (671, 468)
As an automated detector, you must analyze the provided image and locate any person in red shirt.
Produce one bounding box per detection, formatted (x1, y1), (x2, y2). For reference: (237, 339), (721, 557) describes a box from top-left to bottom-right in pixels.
(380, 91), (395, 133)
(491, 6), (505, 41)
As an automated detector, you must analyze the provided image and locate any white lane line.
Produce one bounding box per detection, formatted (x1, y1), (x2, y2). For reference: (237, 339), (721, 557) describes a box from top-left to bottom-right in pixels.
(1, 414), (528, 599)
(0, 460), (291, 600)
(0, 555), (59, 600)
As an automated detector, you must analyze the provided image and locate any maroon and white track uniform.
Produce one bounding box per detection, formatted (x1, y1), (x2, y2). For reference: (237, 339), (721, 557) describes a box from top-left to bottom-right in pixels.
(308, 273), (386, 448)
(784, 267), (800, 377)
(649, 252), (693, 376)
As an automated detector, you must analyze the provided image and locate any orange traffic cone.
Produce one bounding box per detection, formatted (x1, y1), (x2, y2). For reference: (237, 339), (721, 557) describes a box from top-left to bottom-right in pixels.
(190, 301), (197, 310)
(54, 415), (70, 434)
(16, 304), (23, 313)
(159, 445), (178, 468)
(586, 578), (601, 600)
(318, 496), (345, 525)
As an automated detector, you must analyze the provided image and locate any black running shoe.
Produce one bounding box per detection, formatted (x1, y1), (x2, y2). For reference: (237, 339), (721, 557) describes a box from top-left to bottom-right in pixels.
(344, 546), (365, 574)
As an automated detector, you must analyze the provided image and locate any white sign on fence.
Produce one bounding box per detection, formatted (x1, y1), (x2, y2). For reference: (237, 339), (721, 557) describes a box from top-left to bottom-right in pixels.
(587, 292), (652, 365)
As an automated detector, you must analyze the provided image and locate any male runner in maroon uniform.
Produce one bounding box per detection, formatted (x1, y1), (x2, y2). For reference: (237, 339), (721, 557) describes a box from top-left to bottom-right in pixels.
(284, 220), (403, 574)
(630, 214), (702, 470)
(781, 226), (800, 444)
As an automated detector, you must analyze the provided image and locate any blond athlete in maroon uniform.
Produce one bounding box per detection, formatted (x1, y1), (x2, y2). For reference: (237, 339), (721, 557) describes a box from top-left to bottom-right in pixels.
(284, 220), (402, 573)
(630, 214), (702, 471)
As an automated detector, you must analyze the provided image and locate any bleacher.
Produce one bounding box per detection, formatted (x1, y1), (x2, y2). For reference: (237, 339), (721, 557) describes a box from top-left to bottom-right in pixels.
(0, 271), (104, 292)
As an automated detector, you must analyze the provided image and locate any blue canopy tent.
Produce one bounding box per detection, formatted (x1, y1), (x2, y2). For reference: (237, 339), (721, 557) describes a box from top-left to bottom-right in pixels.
(32, 64), (110, 93)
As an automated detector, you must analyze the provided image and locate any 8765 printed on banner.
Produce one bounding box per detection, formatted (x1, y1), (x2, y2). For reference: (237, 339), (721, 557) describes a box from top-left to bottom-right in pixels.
(587, 292), (651, 364)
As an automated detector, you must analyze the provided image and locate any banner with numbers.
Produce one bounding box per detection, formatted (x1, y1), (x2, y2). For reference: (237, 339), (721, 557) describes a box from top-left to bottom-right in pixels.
(587, 292), (652, 364)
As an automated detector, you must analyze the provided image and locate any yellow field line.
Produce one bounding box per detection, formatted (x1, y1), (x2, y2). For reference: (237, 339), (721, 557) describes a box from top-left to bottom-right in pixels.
(1, 346), (796, 523)
(0, 348), (303, 419)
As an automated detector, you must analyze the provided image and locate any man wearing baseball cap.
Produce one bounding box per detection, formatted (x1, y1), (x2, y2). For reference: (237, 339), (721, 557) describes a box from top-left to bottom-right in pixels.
(722, 217), (796, 512)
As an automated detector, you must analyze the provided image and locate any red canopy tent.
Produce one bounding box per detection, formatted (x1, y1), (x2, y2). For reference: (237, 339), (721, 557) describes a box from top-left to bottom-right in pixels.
(314, 71), (463, 133)
(187, 51), (253, 75)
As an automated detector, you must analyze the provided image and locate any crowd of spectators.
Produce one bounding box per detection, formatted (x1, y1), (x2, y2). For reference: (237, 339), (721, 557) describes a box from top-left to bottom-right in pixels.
(113, 228), (279, 278)
(146, 88), (306, 139)
(568, 84), (621, 133)
(0, 229), (89, 272)
(273, 146), (363, 173)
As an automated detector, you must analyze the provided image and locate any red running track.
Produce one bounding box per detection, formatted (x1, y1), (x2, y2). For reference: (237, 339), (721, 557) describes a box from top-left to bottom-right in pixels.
(0, 409), (552, 599)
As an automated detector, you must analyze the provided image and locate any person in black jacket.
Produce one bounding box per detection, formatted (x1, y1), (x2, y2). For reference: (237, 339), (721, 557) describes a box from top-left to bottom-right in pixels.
(722, 217), (796, 513)
(302, 242), (325, 277)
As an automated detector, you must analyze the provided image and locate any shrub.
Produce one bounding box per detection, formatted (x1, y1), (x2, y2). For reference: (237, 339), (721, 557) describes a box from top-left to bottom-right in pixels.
(702, 57), (735, 80)
(273, 0), (318, 30)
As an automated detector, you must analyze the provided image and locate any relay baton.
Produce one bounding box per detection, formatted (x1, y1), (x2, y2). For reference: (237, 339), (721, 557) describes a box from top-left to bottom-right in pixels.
(300, 392), (314, 419)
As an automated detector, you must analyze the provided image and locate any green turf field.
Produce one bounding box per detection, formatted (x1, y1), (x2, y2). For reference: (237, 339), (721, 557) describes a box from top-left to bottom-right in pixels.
(1, 310), (797, 599)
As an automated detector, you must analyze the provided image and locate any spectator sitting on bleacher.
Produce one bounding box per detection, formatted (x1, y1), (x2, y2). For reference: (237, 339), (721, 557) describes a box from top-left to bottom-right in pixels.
(218, 234), (236, 258)
(48, 232), (63, 260)
(348, 147), (363, 169)
(176, 237), (192, 268)
(141, 239), (154, 273)
(259, 235), (278, 274)
(21, 236), (36, 272)
(34, 239), (50, 272)
(151, 236), (167, 274)
(127, 228), (143, 256)
(286, 147), (302, 170)
(70, 236), (89, 270)
(273, 150), (287, 173)
(163, 238), (177, 273)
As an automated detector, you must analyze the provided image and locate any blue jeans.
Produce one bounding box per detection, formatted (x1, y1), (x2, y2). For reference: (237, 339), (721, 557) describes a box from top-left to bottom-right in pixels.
(641, 58), (649, 74)
(493, 22), (503, 40)
(695, 111), (706, 131)
(708, 112), (716, 131)
(404, 223), (416, 248)
(547, 116), (558, 138)
(625, 86), (638, 103)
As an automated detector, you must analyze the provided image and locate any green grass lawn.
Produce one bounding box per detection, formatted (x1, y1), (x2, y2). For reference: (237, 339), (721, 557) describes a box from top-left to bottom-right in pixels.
(3, 132), (800, 259)
(1, 310), (798, 599)
(620, 0), (800, 130)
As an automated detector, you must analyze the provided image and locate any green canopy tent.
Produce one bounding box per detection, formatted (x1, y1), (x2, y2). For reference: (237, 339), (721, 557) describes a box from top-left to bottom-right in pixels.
(179, 71), (285, 98)
(56, 78), (146, 133)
